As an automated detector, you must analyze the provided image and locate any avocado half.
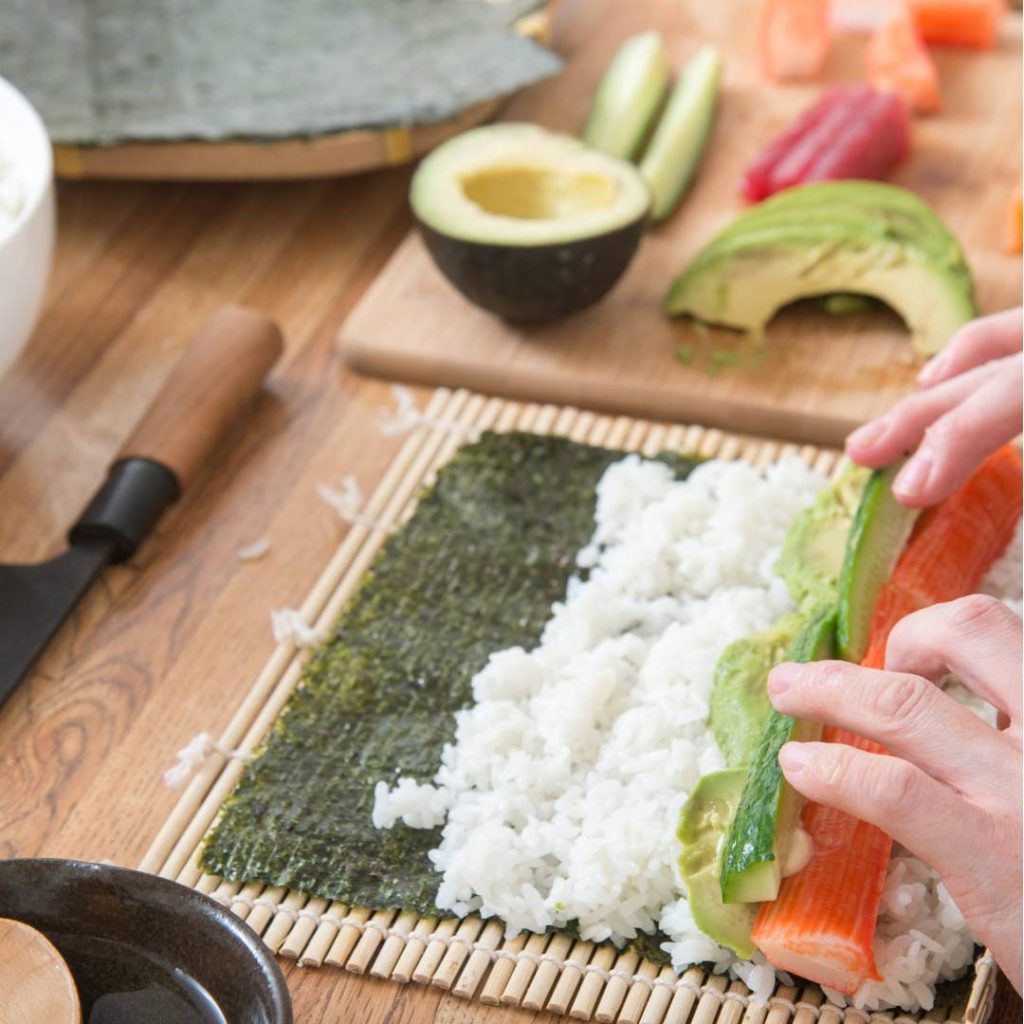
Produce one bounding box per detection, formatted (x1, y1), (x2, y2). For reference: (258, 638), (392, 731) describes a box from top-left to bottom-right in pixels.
(666, 181), (977, 356)
(411, 123), (650, 322)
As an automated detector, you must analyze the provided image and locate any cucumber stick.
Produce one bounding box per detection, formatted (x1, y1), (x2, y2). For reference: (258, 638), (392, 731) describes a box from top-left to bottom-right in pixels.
(639, 46), (722, 222)
(677, 769), (757, 957)
(720, 607), (836, 906)
(583, 31), (670, 161)
(837, 461), (920, 662)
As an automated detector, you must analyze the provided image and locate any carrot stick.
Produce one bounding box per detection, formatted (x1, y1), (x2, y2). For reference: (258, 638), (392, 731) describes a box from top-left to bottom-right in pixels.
(752, 444), (1022, 994)
(906, 0), (1003, 49)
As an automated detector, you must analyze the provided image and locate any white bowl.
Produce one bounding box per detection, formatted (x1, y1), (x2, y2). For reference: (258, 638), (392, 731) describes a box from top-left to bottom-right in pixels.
(0, 75), (55, 379)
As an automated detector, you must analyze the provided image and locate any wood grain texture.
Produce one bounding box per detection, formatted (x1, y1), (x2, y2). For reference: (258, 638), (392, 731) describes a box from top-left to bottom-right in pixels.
(0, 918), (80, 1024)
(339, 0), (1023, 447)
(0, 3), (1018, 1022)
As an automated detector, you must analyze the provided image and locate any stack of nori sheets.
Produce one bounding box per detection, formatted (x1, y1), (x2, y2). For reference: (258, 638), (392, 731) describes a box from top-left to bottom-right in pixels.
(0, 0), (561, 144)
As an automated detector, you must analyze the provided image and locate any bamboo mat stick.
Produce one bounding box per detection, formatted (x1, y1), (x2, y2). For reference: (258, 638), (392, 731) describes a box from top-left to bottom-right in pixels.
(452, 920), (505, 1000)
(663, 967), (708, 1024)
(391, 916), (439, 983)
(502, 931), (554, 1005)
(325, 906), (373, 968)
(433, 916), (486, 990)
(619, 959), (662, 1024)
(412, 919), (460, 983)
(692, 973), (730, 1024)
(595, 949), (639, 1023)
(764, 987), (800, 1024)
(369, 909), (419, 979)
(263, 890), (309, 952)
(480, 932), (528, 1004)
(298, 901), (348, 967)
(279, 896), (329, 960)
(523, 933), (574, 1011)
(229, 880), (267, 925)
(719, 980), (753, 1024)
(548, 940), (596, 1016)
(347, 908), (397, 973)
(571, 945), (620, 1020)
(639, 967), (678, 1024)
(240, 884), (285, 933)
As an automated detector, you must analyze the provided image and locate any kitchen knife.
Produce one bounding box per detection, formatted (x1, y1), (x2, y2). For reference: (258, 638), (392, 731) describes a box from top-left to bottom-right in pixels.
(0, 304), (283, 706)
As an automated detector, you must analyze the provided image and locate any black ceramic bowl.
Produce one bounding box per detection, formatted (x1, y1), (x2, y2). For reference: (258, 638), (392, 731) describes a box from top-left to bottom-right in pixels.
(0, 858), (292, 1024)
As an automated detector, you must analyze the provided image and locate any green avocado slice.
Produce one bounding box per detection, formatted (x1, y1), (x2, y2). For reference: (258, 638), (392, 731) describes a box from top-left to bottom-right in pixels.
(678, 769), (758, 958)
(666, 182), (976, 355)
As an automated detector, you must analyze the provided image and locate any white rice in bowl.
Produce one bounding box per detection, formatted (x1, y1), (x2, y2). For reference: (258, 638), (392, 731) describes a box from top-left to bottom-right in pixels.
(373, 453), (1023, 1012)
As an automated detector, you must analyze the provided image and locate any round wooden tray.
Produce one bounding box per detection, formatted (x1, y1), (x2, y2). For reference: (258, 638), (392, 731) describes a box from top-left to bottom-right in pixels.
(52, 7), (553, 182)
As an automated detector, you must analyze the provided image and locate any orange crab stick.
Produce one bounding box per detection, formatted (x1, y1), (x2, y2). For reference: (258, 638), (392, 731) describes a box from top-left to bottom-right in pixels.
(863, 443), (1023, 668)
(752, 444), (1023, 995)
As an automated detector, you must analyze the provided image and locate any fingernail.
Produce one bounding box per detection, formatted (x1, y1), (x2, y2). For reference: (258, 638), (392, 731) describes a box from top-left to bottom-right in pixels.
(767, 663), (799, 695)
(917, 353), (948, 386)
(779, 743), (809, 774)
(846, 418), (889, 449)
(894, 452), (933, 499)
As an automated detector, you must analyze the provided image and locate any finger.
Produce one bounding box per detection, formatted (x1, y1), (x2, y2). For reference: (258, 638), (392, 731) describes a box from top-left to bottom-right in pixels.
(892, 355), (1022, 506)
(844, 359), (1002, 469)
(918, 308), (1023, 387)
(885, 596), (1023, 722)
(768, 660), (1003, 794)
(778, 740), (986, 884)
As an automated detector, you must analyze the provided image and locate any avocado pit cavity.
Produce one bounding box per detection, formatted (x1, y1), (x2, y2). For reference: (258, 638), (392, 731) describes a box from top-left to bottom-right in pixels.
(460, 165), (618, 221)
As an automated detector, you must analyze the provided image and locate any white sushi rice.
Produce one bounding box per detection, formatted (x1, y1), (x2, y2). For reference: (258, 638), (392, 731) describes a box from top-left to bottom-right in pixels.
(373, 454), (1022, 1012)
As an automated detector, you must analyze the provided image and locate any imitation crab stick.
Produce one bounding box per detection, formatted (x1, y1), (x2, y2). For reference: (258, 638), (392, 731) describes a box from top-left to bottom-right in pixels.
(906, 0), (1003, 49)
(752, 445), (1023, 994)
(863, 443), (1023, 667)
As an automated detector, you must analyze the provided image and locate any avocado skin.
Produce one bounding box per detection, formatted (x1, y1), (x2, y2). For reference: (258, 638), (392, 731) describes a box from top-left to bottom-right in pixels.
(418, 214), (646, 323)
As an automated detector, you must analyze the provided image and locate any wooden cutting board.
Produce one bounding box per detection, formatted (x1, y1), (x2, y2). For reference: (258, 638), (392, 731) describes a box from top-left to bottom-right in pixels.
(338, 0), (1022, 447)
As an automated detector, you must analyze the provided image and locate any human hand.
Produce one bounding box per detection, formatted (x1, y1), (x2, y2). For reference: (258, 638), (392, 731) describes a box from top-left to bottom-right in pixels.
(766, 596), (1023, 994)
(845, 308), (1023, 508)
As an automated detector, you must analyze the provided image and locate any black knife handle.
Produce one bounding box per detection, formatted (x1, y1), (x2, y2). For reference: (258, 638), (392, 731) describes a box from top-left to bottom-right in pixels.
(69, 458), (181, 563)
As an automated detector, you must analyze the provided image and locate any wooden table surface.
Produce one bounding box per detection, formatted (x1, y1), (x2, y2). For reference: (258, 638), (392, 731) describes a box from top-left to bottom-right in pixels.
(0, 12), (1020, 1024)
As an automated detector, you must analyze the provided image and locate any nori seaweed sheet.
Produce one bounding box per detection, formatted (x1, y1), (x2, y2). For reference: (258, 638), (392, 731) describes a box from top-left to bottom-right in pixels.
(203, 432), (695, 960)
(0, 0), (561, 145)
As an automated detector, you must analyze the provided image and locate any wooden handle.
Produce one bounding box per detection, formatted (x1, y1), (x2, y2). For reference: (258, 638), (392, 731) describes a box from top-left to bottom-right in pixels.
(119, 305), (283, 490)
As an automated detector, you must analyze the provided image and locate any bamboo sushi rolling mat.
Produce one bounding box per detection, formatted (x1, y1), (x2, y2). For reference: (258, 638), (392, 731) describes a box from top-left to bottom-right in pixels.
(141, 389), (997, 1024)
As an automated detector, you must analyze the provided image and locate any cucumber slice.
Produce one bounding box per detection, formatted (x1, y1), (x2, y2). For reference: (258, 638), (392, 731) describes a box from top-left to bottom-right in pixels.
(720, 607), (836, 906)
(678, 769), (757, 958)
(837, 461), (920, 662)
(583, 31), (670, 161)
(639, 46), (722, 222)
